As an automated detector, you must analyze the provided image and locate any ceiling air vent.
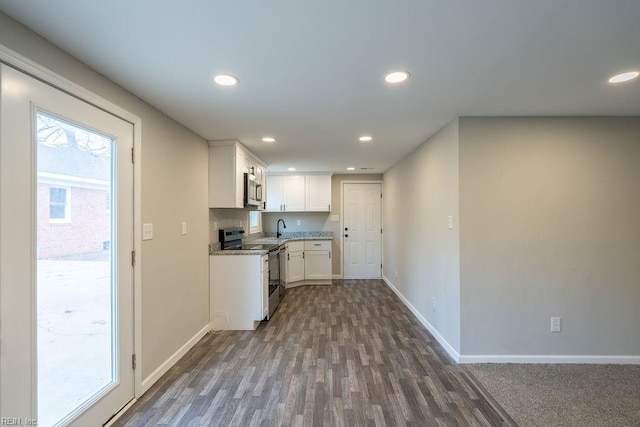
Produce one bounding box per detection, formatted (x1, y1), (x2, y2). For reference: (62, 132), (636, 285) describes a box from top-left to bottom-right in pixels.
(360, 167), (375, 170)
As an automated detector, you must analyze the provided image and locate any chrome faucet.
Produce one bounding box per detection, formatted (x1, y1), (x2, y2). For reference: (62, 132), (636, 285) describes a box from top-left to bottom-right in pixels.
(277, 219), (287, 238)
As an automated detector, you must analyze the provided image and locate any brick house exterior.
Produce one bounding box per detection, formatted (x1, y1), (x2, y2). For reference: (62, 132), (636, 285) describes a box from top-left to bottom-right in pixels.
(37, 143), (111, 259)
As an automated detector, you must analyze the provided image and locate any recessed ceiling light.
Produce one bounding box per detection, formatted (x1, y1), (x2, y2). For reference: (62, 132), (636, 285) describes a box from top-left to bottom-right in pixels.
(347, 167), (355, 171)
(384, 71), (410, 84)
(262, 137), (276, 143)
(288, 167), (296, 171)
(359, 136), (373, 142)
(213, 74), (239, 86)
(608, 71), (639, 83)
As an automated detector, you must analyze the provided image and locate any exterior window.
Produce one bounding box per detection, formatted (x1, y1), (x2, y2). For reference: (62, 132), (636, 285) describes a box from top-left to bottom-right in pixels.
(249, 211), (261, 234)
(50, 187), (70, 222)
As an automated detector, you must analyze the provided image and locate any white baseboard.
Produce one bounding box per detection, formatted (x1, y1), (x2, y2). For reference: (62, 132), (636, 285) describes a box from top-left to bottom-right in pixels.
(459, 355), (640, 364)
(141, 323), (210, 393)
(382, 275), (460, 363)
(332, 274), (342, 279)
(381, 276), (640, 366)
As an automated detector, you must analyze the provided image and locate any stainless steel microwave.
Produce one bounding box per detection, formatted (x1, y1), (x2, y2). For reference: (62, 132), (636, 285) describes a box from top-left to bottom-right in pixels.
(244, 172), (263, 209)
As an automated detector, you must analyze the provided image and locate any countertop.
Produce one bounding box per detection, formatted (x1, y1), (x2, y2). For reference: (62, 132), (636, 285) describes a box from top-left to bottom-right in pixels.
(209, 234), (333, 256)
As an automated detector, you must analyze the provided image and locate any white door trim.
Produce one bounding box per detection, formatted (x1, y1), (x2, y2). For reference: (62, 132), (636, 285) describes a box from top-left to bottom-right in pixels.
(340, 180), (383, 279)
(0, 44), (144, 399)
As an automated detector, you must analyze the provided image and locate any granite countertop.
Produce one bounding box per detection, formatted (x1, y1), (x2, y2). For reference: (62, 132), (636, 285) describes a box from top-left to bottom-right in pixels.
(209, 232), (333, 256)
(210, 248), (271, 256)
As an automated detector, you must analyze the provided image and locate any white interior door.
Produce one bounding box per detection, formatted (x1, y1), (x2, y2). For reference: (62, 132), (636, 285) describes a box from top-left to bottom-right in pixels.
(0, 64), (134, 426)
(343, 183), (382, 278)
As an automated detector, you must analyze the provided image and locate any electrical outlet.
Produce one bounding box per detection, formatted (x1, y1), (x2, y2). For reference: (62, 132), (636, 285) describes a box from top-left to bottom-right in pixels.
(432, 297), (437, 311)
(551, 317), (562, 333)
(297, 219), (302, 226)
(142, 223), (153, 240)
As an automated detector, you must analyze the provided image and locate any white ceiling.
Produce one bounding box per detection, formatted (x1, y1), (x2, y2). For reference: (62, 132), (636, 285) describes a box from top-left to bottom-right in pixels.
(1, 1), (639, 173)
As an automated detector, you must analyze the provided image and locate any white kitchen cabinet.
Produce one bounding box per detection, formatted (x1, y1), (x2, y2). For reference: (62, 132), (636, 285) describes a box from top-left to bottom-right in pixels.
(266, 175), (305, 211)
(265, 175), (284, 211)
(287, 251), (305, 283)
(210, 254), (267, 330)
(283, 240), (332, 287)
(285, 176), (305, 211)
(284, 241), (305, 285)
(304, 240), (332, 284)
(267, 174), (332, 212)
(261, 255), (269, 319)
(208, 140), (266, 209)
(305, 174), (332, 212)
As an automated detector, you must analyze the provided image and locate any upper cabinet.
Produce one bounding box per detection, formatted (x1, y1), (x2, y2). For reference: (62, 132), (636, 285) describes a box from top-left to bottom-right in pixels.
(266, 174), (332, 212)
(265, 175), (305, 212)
(208, 140), (267, 209)
(305, 175), (332, 211)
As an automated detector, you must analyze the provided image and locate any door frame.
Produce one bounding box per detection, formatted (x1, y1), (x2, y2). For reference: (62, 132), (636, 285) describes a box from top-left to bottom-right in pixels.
(0, 44), (144, 404)
(340, 180), (383, 279)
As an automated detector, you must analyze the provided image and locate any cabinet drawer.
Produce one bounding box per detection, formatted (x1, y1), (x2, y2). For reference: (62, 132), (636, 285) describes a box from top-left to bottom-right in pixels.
(286, 241), (304, 252)
(304, 240), (331, 251)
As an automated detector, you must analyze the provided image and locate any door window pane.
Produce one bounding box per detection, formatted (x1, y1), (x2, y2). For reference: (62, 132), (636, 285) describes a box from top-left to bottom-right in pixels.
(36, 111), (115, 426)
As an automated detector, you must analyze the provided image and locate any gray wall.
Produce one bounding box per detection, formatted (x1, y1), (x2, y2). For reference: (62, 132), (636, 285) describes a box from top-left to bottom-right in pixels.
(459, 117), (640, 356)
(383, 121), (461, 352)
(263, 173), (382, 276)
(0, 12), (211, 378)
(383, 115), (640, 358)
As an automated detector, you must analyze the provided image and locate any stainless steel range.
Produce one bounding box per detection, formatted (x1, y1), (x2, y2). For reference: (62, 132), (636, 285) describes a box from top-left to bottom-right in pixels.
(218, 227), (281, 319)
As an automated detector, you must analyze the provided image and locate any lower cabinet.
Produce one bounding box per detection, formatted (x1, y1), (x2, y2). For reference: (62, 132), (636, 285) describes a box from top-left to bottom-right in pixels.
(284, 239), (332, 287)
(304, 240), (332, 284)
(210, 254), (268, 330)
(287, 251), (305, 283)
(261, 254), (269, 319)
(304, 250), (331, 281)
(285, 241), (305, 284)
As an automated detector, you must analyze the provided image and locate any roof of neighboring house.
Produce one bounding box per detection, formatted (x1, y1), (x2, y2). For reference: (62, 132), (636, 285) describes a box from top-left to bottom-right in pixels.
(38, 144), (110, 182)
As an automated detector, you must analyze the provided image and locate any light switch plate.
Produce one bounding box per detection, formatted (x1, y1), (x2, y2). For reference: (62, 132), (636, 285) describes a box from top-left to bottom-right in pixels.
(142, 223), (153, 240)
(448, 215), (454, 230)
(181, 222), (187, 235)
(297, 219), (302, 226)
(330, 215), (340, 222)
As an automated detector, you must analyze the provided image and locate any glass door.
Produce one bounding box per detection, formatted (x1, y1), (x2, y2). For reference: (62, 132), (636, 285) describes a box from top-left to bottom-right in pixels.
(0, 64), (134, 426)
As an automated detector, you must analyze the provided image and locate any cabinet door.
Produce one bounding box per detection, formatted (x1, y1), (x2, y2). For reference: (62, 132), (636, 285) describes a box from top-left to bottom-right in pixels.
(305, 175), (332, 211)
(266, 175), (284, 211)
(304, 250), (331, 280)
(234, 148), (247, 208)
(284, 175), (305, 211)
(262, 269), (269, 319)
(287, 251), (305, 283)
(209, 144), (239, 208)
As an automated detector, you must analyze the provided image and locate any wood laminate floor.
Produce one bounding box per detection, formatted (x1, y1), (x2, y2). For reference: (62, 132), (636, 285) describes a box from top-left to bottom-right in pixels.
(114, 280), (513, 426)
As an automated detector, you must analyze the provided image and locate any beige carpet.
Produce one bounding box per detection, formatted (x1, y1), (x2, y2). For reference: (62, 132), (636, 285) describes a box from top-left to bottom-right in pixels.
(465, 364), (640, 427)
